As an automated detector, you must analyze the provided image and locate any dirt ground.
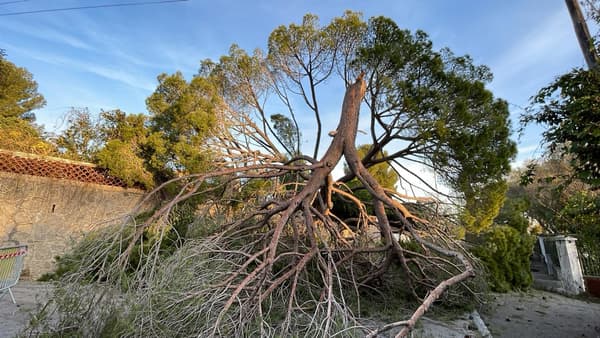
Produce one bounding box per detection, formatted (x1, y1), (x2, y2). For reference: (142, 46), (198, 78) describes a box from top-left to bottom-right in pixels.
(1, 282), (600, 337)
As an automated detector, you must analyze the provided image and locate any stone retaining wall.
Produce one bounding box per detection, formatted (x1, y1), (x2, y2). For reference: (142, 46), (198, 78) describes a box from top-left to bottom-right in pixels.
(0, 150), (150, 279)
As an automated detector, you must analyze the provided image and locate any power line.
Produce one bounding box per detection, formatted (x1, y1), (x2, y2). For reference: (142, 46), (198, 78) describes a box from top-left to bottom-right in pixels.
(0, 0), (188, 16)
(0, 0), (28, 6)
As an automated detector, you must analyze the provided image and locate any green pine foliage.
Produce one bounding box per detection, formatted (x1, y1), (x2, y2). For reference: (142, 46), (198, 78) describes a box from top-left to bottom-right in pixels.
(0, 54), (54, 155)
(472, 226), (534, 292)
(145, 72), (219, 179)
(471, 196), (535, 292)
(96, 139), (154, 189)
(0, 54), (45, 119)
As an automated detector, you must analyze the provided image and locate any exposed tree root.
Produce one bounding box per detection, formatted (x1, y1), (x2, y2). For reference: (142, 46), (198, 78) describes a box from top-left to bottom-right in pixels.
(34, 75), (477, 337)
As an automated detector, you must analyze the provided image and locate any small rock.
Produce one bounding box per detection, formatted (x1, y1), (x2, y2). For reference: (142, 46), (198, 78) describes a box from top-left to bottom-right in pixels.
(505, 318), (511, 322)
(516, 306), (524, 311)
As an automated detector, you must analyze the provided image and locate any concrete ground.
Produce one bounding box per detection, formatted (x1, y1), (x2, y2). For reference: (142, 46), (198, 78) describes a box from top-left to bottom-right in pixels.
(1, 282), (52, 338)
(480, 289), (600, 338)
(2, 282), (600, 337)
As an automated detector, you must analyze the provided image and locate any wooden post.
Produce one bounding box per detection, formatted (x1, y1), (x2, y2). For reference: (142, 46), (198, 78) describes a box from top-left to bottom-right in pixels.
(565, 0), (599, 69)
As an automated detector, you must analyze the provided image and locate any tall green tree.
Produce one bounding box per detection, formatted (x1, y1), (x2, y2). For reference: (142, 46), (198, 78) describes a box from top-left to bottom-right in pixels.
(0, 54), (53, 154)
(0, 54), (45, 120)
(145, 72), (220, 180)
(54, 108), (99, 161)
(95, 110), (153, 189)
(525, 68), (600, 187)
(206, 13), (516, 234)
(345, 16), (515, 232)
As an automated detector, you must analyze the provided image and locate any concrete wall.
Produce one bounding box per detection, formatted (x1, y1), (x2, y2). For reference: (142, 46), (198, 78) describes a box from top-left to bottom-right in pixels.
(0, 171), (148, 279)
(554, 236), (586, 295)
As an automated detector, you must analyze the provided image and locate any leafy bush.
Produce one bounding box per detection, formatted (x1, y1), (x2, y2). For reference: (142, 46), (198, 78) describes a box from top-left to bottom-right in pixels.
(471, 225), (535, 292)
(0, 117), (55, 155)
(559, 191), (600, 247)
(96, 139), (154, 189)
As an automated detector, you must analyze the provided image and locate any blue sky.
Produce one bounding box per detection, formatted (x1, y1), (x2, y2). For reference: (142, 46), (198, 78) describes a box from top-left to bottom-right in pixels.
(0, 0), (588, 167)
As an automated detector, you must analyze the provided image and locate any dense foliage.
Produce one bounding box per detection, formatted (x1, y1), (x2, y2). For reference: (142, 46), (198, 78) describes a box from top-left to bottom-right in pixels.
(53, 73), (221, 188)
(525, 67), (600, 187)
(337, 15), (516, 233)
(559, 190), (600, 247)
(515, 154), (600, 247)
(145, 72), (219, 180)
(471, 189), (535, 292)
(0, 53), (45, 120)
(472, 225), (534, 292)
(0, 54), (54, 154)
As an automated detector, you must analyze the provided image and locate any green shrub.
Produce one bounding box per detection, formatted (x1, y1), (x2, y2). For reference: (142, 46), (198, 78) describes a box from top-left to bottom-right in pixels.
(472, 225), (535, 292)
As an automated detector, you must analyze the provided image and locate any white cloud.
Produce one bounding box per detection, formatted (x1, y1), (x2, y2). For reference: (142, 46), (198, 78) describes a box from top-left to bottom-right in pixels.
(518, 143), (540, 155)
(5, 44), (155, 92)
(490, 8), (581, 88)
(84, 63), (155, 91)
(0, 20), (94, 51)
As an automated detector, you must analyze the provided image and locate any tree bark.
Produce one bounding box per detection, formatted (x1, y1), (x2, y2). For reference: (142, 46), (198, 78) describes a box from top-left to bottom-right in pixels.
(565, 0), (599, 69)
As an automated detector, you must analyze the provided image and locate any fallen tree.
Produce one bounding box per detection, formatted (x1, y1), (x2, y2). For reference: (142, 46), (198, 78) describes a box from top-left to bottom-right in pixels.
(31, 12), (515, 337)
(34, 75), (476, 337)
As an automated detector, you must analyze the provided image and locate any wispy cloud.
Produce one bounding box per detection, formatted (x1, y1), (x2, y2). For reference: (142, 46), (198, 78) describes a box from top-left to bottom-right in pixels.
(1, 12), (165, 72)
(512, 142), (545, 169)
(490, 8), (580, 88)
(84, 63), (155, 91)
(0, 20), (94, 51)
(518, 143), (540, 155)
(5, 43), (155, 91)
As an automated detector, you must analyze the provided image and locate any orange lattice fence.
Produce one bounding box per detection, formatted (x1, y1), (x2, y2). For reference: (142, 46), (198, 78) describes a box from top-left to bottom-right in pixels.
(0, 150), (129, 188)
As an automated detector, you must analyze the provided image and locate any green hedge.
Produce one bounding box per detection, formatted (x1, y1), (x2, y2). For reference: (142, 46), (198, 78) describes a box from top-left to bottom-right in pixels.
(472, 225), (535, 292)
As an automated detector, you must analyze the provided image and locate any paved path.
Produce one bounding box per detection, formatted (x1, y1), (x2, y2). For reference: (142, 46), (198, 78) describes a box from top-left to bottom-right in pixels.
(2, 282), (600, 337)
(0, 282), (51, 338)
(481, 290), (600, 338)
